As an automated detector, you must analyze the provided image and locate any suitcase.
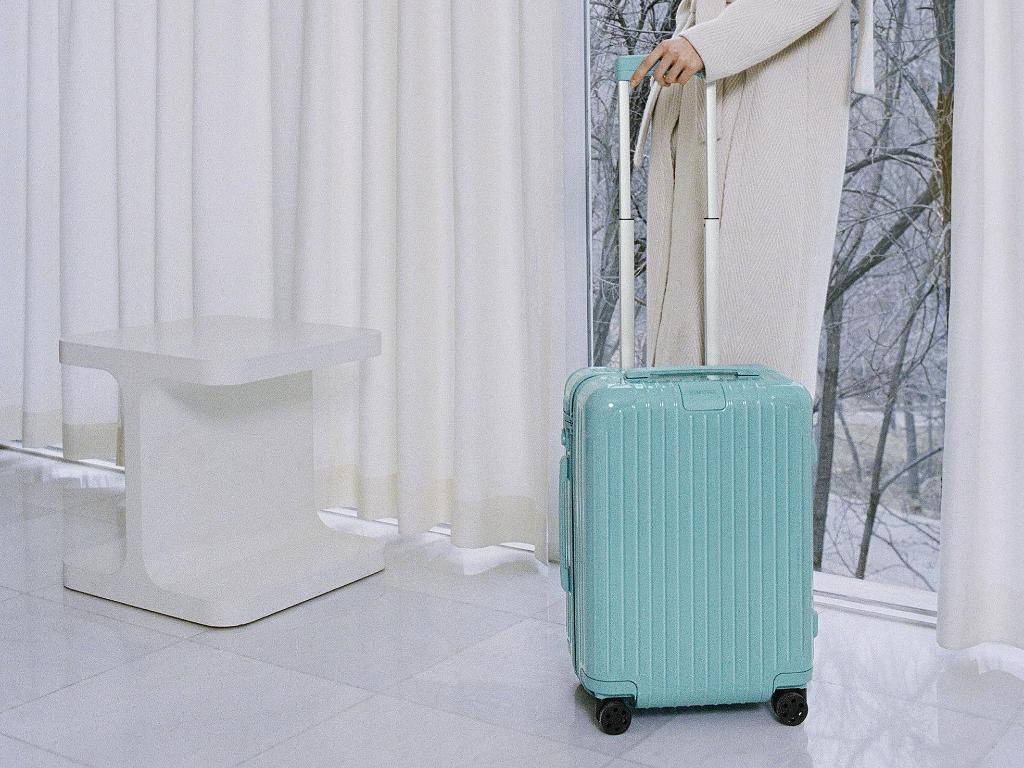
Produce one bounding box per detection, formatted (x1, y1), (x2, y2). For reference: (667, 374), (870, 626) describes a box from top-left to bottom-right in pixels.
(559, 55), (817, 735)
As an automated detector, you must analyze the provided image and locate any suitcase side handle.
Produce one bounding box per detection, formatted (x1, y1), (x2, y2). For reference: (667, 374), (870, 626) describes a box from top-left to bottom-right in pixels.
(623, 366), (760, 381)
(559, 456), (572, 592)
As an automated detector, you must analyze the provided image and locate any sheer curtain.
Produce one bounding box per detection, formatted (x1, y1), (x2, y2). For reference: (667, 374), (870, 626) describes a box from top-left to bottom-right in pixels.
(0, 0), (583, 553)
(938, 0), (1024, 649)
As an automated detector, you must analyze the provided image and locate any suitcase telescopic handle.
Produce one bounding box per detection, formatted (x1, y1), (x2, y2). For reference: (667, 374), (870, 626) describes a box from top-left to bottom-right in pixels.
(615, 54), (719, 370)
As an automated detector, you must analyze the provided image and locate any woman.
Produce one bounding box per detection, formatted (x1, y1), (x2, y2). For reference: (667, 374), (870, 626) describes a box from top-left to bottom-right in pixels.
(631, 0), (873, 395)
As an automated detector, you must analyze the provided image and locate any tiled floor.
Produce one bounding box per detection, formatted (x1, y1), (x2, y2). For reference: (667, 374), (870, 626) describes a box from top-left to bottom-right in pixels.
(0, 448), (1022, 767)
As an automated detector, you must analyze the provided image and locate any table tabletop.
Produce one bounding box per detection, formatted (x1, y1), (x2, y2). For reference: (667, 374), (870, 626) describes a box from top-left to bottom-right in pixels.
(59, 316), (380, 386)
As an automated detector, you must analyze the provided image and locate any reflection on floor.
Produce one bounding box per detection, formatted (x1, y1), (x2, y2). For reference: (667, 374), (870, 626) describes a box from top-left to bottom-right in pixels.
(0, 448), (1020, 767)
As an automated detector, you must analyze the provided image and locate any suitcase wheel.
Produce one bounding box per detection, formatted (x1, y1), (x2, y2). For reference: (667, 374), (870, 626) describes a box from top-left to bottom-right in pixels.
(770, 688), (808, 726)
(596, 697), (632, 735)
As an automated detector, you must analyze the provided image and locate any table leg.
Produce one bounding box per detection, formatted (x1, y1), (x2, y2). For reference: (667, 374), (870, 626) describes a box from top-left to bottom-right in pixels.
(63, 371), (384, 626)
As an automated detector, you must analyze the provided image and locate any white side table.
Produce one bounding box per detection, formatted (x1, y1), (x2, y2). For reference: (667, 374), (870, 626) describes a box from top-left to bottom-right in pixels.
(59, 316), (384, 627)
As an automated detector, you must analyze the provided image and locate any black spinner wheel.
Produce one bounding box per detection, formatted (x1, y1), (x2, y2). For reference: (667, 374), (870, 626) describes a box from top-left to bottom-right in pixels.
(771, 688), (809, 726)
(596, 697), (632, 735)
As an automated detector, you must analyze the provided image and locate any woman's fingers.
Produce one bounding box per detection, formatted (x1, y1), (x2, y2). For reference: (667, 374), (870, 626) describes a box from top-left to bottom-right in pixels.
(653, 55), (676, 87)
(630, 43), (664, 88)
(630, 38), (704, 88)
(673, 64), (701, 87)
(664, 58), (688, 84)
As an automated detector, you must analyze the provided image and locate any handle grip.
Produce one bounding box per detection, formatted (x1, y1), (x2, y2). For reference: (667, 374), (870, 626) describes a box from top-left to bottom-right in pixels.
(623, 366), (761, 381)
(614, 54), (706, 82)
(615, 54), (650, 81)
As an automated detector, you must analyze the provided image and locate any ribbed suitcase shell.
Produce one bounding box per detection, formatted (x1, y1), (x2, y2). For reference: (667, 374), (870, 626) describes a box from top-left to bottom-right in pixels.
(559, 365), (816, 709)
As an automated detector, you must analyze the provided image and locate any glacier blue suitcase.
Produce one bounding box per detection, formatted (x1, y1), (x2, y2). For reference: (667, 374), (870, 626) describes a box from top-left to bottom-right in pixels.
(559, 56), (817, 735)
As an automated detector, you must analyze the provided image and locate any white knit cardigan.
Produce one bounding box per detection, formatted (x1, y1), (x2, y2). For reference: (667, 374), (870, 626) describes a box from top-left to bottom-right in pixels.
(641, 0), (864, 394)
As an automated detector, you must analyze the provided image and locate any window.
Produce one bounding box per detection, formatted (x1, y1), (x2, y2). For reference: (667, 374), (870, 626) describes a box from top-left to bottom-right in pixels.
(587, 0), (953, 590)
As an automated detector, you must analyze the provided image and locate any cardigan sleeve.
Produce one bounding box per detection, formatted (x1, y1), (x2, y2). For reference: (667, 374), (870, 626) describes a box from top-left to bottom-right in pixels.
(682, 0), (844, 82)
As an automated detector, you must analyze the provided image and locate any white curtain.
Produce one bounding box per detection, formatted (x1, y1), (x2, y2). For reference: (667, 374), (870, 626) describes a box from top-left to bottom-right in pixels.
(0, 0), (583, 553)
(938, 1), (1024, 649)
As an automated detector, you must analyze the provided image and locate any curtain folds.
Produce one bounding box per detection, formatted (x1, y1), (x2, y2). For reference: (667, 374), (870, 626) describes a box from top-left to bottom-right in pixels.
(937, 0), (1024, 649)
(0, 0), (575, 554)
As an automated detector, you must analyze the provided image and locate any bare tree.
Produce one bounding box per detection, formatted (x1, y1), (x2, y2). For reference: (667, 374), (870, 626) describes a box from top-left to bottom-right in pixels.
(903, 395), (923, 515)
(589, 0), (954, 588)
(589, 0), (675, 366)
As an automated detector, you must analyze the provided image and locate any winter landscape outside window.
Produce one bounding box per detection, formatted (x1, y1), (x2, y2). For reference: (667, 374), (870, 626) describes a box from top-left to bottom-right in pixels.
(587, 0), (954, 590)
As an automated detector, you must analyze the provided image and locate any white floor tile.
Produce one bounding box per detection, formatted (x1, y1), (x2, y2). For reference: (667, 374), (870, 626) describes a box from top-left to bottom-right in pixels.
(622, 700), (811, 768)
(0, 594), (178, 711)
(382, 536), (564, 617)
(0, 458), (68, 517)
(815, 607), (1024, 722)
(391, 618), (674, 756)
(0, 733), (84, 768)
(0, 482), (55, 529)
(814, 606), (940, 697)
(240, 694), (605, 768)
(319, 510), (403, 541)
(534, 594), (568, 625)
(624, 681), (1009, 768)
(815, 692), (1008, 768)
(977, 725), (1024, 768)
(0, 513), (64, 592)
(0, 449), (28, 473)
(0, 454), (122, 518)
(0, 641), (367, 768)
(194, 575), (521, 691)
(380, 532), (470, 573)
(926, 656), (1024, 724)
(30, 584), (205, 639)
(0, 451), (1021, 768)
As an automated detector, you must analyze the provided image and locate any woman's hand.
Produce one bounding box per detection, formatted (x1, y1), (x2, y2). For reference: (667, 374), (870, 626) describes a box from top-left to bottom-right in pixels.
(630, 37), (704, 89)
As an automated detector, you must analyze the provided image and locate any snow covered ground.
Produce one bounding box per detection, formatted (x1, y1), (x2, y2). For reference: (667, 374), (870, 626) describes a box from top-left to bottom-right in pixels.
(820, 493), (940, 591)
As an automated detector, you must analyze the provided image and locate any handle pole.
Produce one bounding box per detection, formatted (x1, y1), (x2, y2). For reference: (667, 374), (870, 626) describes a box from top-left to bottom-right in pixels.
(618, 79), (635, 370)
(703, 80), (719, 366)
(614, 56), (717, 370)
